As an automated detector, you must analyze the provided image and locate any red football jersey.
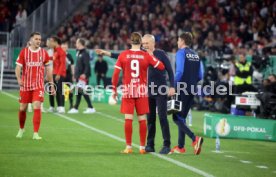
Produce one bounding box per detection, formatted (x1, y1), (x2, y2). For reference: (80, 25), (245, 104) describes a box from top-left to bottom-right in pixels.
(113, 49), (164, 98)
(53, 46), (66, 77)
(16, 47), (50, 91)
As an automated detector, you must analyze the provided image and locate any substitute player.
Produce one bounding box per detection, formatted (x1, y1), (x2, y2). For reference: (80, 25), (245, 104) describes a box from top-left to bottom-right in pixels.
(112, 32), (165, 154)
(15, 32), (54, 140)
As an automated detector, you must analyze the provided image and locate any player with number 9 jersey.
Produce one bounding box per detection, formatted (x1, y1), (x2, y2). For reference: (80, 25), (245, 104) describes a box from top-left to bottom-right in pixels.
(112, 48), (165, 115)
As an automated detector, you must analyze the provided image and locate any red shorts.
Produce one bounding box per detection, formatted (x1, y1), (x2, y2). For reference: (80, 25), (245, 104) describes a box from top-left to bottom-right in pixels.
(19, 88), (44, 103)
(121, 97), (149, 115)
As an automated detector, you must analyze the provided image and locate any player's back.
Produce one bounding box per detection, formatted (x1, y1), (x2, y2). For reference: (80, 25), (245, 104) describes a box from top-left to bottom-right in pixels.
(116, 49), (153, 98)
(118, 49), (151, 86)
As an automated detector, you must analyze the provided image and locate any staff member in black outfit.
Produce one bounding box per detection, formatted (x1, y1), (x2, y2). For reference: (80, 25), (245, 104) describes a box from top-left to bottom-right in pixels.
(68, 38), (95, 114)
(142, 34), (175, 154)
(61, 41), (75, 109)
(94, 55), (108, 88)
(95, 34), (175, 154)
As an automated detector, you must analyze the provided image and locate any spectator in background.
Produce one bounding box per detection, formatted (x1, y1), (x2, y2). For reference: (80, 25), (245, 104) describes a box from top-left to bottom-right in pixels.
(14, 4), (27, 46)
(94, 55), (108, 88)
(15, 4), (27, 27)
(234, 53), (255, 94)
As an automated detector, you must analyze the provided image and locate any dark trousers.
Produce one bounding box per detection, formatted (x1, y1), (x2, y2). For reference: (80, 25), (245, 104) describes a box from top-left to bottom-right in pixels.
(96, 74), (107, 88)
(234, 84), (256, 94)
(147, 95), (171, 148)
(173, 94), (196, 148)
(49, 75), (65, 107)
(74, 88), (93, 109)
(68, 92), (74, 109)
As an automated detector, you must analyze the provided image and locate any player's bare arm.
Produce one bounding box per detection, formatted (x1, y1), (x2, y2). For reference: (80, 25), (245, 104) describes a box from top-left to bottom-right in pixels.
(15, 65), (23, 86)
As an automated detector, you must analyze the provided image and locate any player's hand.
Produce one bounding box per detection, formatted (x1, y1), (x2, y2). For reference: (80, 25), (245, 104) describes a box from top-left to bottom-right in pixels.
(17, 79), (23, 86)
(112, 91), (118, 101)
(55, 75), (60, 82)
(95, 49), (105, 55)
(80, 74), (86, 79)
(168, 87), (175, 97)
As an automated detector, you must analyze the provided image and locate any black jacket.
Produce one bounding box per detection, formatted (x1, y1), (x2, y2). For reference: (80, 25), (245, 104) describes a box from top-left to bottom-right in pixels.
(75, 49), (91, 79)
(94, 60), (108, 75)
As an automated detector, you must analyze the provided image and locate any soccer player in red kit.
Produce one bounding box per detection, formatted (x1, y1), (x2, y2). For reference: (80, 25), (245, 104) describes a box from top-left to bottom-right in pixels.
(15, 32), (54, 140)
(112, 32), (165, 154)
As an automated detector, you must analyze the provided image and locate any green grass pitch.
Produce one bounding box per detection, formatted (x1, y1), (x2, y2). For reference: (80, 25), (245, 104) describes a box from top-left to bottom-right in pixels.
(0, 91), (275, 177)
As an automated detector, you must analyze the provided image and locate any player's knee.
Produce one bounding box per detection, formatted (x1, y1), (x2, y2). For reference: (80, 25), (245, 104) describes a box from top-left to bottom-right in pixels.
(137, 114), (147, 121)
(19, 104), (28, 111)
(32, 101), (41, 109)
(125, 114), (134, 120)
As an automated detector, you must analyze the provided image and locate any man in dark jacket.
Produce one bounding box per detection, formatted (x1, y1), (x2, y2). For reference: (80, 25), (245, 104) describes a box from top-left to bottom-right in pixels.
(68, 38), (95, 114)
(94, 55), (108, 87)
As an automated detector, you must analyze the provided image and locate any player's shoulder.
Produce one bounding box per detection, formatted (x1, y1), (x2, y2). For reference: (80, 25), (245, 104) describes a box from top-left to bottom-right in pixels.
(40, 48), (48, 53)
(20, 47), (28, 53)
(154, 48), (166, 54)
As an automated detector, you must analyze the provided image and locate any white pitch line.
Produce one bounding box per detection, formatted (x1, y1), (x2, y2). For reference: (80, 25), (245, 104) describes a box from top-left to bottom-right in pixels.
(1, 91), (214, 177)
(240, 160), (252, 164)
(96, 111), (124, 123)
(211, 150), (224, 154)
(224, 155), (236, 158)
(256, 166), (268, 169)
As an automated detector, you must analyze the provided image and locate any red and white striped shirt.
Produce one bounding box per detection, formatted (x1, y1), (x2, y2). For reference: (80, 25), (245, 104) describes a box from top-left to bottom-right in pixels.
(16, 47), (50, 91)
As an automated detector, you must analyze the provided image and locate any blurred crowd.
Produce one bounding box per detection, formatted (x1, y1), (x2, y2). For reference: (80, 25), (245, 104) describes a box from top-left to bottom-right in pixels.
(0, 0), (44, 32)
(56, 0), (275, 55)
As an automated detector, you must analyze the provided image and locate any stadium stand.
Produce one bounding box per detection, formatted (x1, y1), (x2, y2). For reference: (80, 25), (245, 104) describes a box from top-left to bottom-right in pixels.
(0, 0), (45, 32)
(55, 0), (275, 54)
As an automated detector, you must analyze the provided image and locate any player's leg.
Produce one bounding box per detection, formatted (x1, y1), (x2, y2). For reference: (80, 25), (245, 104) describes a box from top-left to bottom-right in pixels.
(83, 92), (95, 114)
(121, 98), (135, 154)
(56, 78), (65, 113)
(48, 94), (55, 112)
(68, 90), (81, 113)
(48, 76), (56, 112)
(174, 94), (204, 155)
(156, 95), (171, 154)
(32, 89), (44, 140)
(16, 90), (31, 138)
(16, 103), (28, 138)
(145, 96), (156, 152)
(32, 101), (42, 140)
(170, 114), (186, 154)
(136, 97), (149, 154)
(69, 92), (73, 109)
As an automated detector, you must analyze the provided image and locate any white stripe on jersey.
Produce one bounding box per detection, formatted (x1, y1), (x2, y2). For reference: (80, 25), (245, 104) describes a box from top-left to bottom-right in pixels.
(154, 61), (160, 68)
(24, 48), (28, 91)
(30, 48), (33, 90)
(114, 65), (122, 70)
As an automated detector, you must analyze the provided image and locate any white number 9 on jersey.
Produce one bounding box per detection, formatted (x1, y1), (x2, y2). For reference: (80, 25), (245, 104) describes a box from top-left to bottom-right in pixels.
(131, 60), (139, 77)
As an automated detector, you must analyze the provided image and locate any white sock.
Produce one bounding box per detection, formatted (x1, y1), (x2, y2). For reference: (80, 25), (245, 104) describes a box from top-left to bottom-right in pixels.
(140, 146), (145, 150)
(127, 145), (132, 149)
